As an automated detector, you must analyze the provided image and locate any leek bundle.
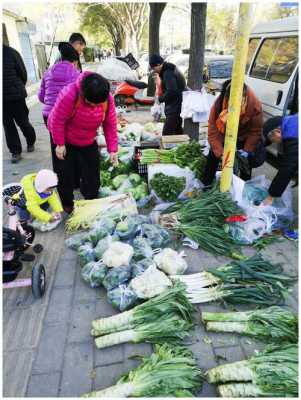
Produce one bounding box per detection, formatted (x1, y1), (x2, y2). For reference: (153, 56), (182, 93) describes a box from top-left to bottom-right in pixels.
(171, 255), (296, 305)
(207, 344), (298, 398)
(91, 282), (194, 348)
(65, 194), (138, 231)
(202, 306), (298, 343)
(83, 344), (203, 397)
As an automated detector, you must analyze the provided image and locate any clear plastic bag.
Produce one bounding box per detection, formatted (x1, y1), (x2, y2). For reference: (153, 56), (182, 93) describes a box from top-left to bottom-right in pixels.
(131, 258), (154, 278)
(102, 265), (132, 290)
(31, 219), (61, 232)
(94, 235), (119, 260)
(102, 242), (134, 268)
(107, 284), (138, 311)
(81, 260), (108, 288)
(65, 232), (89, 250)
(115, 218), (138, 241)
(78, 243), (96, 267)
(91, 217), (116, 235)
(141, 224), (170, 249)
(132, 237), (153, 261)
(154, 248), (188, 275)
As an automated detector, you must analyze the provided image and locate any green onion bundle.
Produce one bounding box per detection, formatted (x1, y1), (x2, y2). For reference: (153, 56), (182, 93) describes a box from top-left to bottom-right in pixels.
(171, 255), (296, 305)
(140, 148), (175, 164)
(207, 344), (298, 398)
(160, 185), (244, 257)
(83, 344), (203, 397)
(202, 306), (298, 343)
(91, 282), (194, 348)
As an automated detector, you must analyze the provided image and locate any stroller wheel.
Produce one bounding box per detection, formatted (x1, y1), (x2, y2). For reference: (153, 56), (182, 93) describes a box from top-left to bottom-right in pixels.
(31, 264), (46, 298)
(33, 244), (44, 254)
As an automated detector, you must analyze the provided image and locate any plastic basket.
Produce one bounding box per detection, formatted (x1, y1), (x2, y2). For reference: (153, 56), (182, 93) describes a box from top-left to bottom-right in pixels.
(134, 142), (160, 177)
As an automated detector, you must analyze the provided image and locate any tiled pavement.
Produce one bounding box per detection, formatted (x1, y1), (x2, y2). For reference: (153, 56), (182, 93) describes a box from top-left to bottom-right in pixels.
(2, 102), (298, 397)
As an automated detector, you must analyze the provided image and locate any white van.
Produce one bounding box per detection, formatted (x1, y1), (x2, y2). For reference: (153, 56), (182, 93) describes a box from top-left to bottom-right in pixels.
(245, 16), (298, 120)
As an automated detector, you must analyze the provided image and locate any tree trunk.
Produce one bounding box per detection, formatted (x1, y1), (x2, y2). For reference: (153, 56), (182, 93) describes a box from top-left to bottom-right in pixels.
(184, 3), (207, 141)
(147, 2), (166, 96)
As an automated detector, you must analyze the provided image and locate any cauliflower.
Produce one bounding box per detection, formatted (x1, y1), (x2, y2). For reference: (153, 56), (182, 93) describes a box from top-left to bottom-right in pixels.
(154, 248), (188, 275)
(102, 242), (134, 268)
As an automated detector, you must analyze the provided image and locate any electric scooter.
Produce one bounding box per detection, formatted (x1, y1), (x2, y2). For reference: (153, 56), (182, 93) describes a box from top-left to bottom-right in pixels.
(114, 79), (155, 108)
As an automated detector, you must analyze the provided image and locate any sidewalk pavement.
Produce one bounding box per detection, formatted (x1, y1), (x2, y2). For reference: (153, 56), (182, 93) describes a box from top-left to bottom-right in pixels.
(2, 102), (298, 397)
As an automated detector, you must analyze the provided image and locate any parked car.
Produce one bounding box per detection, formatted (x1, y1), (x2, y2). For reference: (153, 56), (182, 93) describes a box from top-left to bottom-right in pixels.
(245, 16), (298, 164)
(203, 55), (234, 92)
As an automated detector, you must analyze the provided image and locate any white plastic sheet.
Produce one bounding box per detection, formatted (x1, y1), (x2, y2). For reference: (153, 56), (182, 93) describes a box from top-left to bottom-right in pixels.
(181, 89), (215, 122)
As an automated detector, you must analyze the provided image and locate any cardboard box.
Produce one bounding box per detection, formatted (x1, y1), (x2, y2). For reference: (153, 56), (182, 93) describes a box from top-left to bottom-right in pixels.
(160, 134), (190, 149)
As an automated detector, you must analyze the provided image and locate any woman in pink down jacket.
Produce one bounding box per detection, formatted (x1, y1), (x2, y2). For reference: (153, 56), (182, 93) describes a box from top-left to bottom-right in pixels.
(47, 72), (118, 213)
(38, 42), (80, 172)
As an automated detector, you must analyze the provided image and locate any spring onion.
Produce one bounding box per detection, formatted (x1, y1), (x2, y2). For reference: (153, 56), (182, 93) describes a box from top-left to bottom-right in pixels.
(202, 306), (298, 343)
(83, 343), (203, 397)
(171, 255), (296, 305)
(207, 344), (298, 398)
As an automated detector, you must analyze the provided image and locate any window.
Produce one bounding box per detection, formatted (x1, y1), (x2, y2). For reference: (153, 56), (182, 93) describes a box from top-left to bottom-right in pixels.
(245, 38), (260, 72)
(250, 36), (298, 83)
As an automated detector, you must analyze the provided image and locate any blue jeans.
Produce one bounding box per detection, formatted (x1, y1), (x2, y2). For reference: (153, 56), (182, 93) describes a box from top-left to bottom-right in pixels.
(16, 202), (49, 222)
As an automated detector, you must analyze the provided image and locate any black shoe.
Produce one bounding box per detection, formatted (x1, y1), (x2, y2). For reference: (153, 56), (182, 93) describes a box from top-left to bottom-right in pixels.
(27, 145), (35, 152)
(11, 154), (22, 163)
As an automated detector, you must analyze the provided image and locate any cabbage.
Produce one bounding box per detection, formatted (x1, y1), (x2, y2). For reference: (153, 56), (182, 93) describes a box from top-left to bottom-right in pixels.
(129, 173), (141, 186)
(81, 260), (108, 288)
(112, 175), (128, 189)
(107, 284), (138, 311)
(154, 248), (188, 275)
(102, 265), (132, 290)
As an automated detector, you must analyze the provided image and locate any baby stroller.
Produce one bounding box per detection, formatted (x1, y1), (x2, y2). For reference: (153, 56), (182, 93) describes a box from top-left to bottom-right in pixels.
(3, 183), (46, 298)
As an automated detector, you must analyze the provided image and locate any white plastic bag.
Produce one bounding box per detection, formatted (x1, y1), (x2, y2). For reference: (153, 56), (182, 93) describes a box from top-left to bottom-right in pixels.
(180, 89), (211, 123)
(31, 218), (61, 232)
(151, 102), (165, 122)
(102, 242), (134, 268)
(129, 264), (172, 299)
(148, 164), (195, 204)
(154, 248), (188, 275)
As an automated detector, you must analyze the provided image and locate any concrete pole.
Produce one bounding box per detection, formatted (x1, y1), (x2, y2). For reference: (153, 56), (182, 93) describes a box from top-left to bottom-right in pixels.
(220, 3), (255, 192)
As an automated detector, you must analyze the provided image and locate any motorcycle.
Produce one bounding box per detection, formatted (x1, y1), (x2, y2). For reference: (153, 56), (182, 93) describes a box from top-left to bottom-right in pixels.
(114, 79), (155, 108)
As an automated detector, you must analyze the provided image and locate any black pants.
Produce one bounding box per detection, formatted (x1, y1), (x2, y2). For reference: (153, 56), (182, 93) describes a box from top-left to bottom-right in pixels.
(43, 115), (81, 189)
(55, 142), (100, 207)
(162, 113), (183, 136)
(202, 150), (252, 186)
(3, 99), (36, 154)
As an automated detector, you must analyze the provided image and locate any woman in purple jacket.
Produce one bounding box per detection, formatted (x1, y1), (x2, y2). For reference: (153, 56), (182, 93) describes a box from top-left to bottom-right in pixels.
(38, 42), (80, 171)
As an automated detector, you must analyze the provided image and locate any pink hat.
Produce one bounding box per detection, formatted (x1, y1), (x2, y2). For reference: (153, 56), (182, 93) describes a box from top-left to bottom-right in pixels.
(34, 169), (58, 193)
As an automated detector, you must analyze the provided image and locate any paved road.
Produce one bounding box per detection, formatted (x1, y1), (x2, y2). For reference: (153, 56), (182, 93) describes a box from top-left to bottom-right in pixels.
(3, 102), (298, 397)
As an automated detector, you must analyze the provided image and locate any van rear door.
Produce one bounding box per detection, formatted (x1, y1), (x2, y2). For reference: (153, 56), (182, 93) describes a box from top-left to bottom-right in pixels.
(245, 35), (298, 119)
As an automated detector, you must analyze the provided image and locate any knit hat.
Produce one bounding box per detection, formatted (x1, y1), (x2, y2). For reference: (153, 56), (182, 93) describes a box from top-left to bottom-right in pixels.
(149, 54), (164, 68)
(58, 42), (79, 62)
(34, 169), (58, 193)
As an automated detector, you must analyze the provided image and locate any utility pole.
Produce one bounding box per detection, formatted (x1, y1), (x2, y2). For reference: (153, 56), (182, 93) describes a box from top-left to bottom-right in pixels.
(220, 3), (255, 192)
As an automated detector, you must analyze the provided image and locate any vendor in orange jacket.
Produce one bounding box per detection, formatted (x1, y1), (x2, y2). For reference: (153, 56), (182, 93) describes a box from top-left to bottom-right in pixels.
(14, 169), (63, 224)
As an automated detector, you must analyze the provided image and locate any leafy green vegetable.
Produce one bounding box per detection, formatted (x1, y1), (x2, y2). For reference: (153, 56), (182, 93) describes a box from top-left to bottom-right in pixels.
(129, 173), (141, 185)
(112, 174), (128, 189)
(202, 306), (298, 343)
(83, 344), (203, 397)
(150, 173), (186, 202)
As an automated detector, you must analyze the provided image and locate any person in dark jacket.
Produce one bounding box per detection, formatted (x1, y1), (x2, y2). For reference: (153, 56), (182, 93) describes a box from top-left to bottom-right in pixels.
(262, 113), (298, 206)
(149, 54), (186, 135)
(3, 45), (36, 163)
(55, 33), (86, 72)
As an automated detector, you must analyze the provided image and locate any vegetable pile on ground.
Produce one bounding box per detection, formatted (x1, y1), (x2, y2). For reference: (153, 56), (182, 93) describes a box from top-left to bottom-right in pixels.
(65, 214), (177, 311)
(90, 282), (194, 349)
(100, 172), (149, 202)
(83, 343), (203, 397)
(202, 306), (298, 343)
(206, 343), (298, 398)
(150, 172), (186, 202)
(160, 185), (244, 257)
(171, 254), (296, 305)
(141, 141), (207, 180)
